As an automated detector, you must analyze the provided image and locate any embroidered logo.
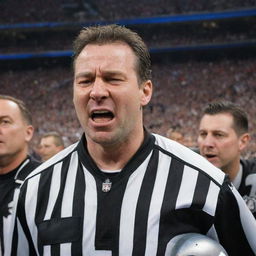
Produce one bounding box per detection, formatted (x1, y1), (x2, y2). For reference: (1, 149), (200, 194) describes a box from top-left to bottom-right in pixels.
(102, 179), (112, 192)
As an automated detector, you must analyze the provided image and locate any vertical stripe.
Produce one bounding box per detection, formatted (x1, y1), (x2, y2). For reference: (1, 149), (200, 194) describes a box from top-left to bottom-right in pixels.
(132, 150), (159, 255)
(60, 243), (71, 256)
(71, 161), (85, 255)
(16, 219), (29, 256)
(175, 165), (198, 209)
(43, 245), (50, 255)
(61, 152), (78, 218)
(192, 172), (211, 207)
(144, 152), (172, 256)
(82, 167), (98, 252)
(81, 166), (112, 255)
(25, 175), (41, 255)
(4, 187), (20, 256)
(44, 163), (62, 220)
(231, 184), (256, 252)
(119, 152), (152, 255)
(156, 157), (185, 256)
(203, 181), (220, 216)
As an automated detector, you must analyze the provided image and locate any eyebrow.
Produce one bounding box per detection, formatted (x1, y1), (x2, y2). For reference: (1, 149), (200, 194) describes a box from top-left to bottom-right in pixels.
(75, 71), (94, 79)
(0, 115), (11, 119)
(75, 70), (125, 79)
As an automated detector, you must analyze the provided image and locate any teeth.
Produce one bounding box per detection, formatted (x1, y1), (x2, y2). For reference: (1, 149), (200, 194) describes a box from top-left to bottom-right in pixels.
(93, 110), (109, 114)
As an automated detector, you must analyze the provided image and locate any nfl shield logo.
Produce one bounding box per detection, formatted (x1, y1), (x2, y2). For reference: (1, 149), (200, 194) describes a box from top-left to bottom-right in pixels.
(102, 179), (112, 192)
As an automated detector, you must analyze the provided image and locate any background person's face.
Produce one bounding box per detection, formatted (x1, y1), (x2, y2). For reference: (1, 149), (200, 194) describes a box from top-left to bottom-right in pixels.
(39, 136), (62, 161)
(197, 113), (242, 172)
(0, 99), (32, 162)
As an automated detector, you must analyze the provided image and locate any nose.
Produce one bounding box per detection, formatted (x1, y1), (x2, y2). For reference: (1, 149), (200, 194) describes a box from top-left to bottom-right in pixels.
(199, 134), (215, 148)
(89, 78), (109, 102)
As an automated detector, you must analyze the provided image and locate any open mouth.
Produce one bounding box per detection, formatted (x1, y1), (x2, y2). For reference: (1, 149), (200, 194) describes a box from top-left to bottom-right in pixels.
(205, 153), (217, 159)
(91, 110), (114, 123)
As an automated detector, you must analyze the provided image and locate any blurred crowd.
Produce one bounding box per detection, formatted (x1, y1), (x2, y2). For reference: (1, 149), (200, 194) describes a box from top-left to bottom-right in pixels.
(1, 57), (256, 157)
(0, 0), (255, 24)
(2, 21), (255, 54)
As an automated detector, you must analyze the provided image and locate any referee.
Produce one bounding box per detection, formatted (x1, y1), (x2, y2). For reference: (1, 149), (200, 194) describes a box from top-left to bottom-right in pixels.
(11, 24), (256, 256)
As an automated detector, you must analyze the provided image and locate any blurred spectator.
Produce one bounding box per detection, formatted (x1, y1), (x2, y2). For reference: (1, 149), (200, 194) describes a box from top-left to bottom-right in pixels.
(166, 128), (185, 144)
(197, 100), (256, 217)
(38, 131), (65, 161)
(0, 95), (40, 255)
(0, 0), (255, 23)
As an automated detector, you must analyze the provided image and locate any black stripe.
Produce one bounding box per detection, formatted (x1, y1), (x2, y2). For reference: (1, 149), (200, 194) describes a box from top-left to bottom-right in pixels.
(16, 182), (37, 255)
(132, 149), (159, 255)
(157, 157), (185, 256)
(95, 173), (129, 255)
(71, 161), (85, 255)
(51, 157), (71, 218)
(48, 156), (71, 255)
(35, 168), (53, 255)
(192, 172), (210, 208)
(51, 244), (60, 255)
(215, 180), (255, 256)
(190, 172), (213, 234)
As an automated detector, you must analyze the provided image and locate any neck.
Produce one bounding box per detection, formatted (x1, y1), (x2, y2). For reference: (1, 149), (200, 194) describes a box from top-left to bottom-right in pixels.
(222, 158), (240, 181)
(87, 129), (145, 171)
(0, 151), (28, 175)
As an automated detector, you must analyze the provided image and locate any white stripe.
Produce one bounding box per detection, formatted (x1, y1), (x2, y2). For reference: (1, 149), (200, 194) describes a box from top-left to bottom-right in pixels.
(175, 166), (198, 209)
(231, 184), (256, 252)
(145, 153), (172, 256)
(25, 175), (41, 255)
(203, 181), (220, 216)
(4, 187), (20, 256)
(43, 245), (50, 256)
(44, 162), (62, 220)
(119, 152), (152, 255)
(60, 243), (71, 255)
(16, 219), (29, 256)
(82, 167), (98, 252)
(61, 152), (79, 217)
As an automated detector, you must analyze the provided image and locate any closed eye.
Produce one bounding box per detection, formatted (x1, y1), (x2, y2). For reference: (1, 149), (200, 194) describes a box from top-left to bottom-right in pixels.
(78, 79), (93, 86)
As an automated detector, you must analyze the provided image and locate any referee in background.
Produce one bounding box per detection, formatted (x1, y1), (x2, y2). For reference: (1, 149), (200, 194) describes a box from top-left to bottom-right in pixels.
(10, 24), (256, 256)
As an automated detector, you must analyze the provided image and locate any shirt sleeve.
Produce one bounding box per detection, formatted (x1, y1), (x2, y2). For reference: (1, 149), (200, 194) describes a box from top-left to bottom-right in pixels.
(214, 177), (256, 256)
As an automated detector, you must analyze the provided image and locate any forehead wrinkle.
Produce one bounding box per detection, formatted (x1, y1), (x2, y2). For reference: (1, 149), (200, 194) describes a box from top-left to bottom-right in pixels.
(98, 67), (125, 77)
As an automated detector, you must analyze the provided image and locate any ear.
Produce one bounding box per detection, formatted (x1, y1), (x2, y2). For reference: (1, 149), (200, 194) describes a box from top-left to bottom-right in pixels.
(25, 125), (34, 143)
(140, 80), (153, 107)
(238, 133), (250, 151)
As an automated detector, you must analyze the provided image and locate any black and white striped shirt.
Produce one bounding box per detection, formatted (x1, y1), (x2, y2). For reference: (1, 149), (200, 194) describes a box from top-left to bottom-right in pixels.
(0, 156), (40, 256)
(11, 133), (256, 255)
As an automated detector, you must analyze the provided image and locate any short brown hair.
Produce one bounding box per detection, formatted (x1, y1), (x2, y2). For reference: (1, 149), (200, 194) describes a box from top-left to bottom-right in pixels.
(0, 95), (32, 124)
(203, 100), (248, 135)
(72, 24), (152, 84)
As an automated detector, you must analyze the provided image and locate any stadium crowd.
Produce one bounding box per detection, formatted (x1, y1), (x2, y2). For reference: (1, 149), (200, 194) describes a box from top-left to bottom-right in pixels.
(1, 57), (256, 157)
(2, 21), (255, 54)
(0, 0), (255, 24)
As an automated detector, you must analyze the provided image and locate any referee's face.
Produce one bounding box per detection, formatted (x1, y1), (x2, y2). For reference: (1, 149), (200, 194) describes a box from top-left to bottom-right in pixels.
(73, 42), (152, 148)
(0, 99), (33, 170)
(197, 113), (248, 178)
